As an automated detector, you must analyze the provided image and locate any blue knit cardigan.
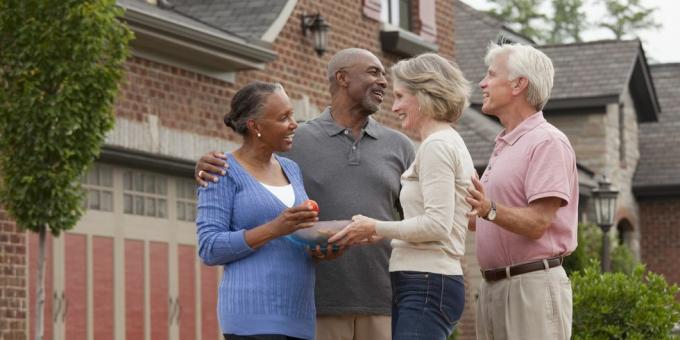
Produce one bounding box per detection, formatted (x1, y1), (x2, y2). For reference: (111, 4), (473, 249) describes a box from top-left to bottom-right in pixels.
(196, 154), (315, 339)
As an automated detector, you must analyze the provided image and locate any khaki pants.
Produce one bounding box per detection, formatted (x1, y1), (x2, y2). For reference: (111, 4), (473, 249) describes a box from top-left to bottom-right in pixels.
(315, 315), (391, 340)
(476, 266), (572, 340)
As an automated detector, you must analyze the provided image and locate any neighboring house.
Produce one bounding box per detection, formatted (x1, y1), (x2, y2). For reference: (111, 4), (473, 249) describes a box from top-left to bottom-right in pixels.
(2, 0), (482, 339)
(634, 63), (680, 286)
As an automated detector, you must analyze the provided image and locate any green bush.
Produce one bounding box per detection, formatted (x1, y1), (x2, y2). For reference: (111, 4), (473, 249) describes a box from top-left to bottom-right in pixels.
(611, 243), (636, 275)
(563, 223), (593, 275)
(563, 223), (638, 275)
(572, 262), (680, 339)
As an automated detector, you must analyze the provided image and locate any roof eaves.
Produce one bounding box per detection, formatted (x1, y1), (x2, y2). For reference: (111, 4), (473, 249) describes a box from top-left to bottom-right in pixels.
(633, 44), (662, 121)
(544, 95), (619, 110)
(633, 184), (680, 198)
(119, 0), (277, 70)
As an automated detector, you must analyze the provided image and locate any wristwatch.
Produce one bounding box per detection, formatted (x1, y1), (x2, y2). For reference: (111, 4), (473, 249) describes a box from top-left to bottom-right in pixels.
(484, 200), (497, 221)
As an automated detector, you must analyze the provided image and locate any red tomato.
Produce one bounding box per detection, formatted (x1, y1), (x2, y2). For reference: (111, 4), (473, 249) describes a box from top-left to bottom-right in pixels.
(304, 199), (319, 213)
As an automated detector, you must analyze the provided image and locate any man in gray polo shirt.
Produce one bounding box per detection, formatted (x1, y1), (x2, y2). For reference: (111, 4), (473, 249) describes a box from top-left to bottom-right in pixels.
(196, 48), (414, 339)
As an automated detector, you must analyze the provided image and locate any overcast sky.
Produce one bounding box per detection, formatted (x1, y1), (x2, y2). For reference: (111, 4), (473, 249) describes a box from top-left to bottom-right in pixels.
(461, 0), (680, 63)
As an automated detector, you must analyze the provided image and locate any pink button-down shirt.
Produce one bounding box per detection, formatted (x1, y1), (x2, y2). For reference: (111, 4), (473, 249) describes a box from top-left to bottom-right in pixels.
(476, 111), (578, 269)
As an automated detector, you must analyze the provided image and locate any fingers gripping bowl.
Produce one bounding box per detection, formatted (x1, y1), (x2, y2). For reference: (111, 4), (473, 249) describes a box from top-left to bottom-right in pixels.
(288, 220), (351, 248)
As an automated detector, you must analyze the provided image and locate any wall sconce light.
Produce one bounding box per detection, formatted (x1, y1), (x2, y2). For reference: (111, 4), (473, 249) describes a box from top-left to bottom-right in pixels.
(301, 13), (330, 57)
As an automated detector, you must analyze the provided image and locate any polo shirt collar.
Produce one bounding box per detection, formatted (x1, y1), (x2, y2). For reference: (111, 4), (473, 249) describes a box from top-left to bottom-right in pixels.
(496, 111), (546, 145)
(318, 106), (381, 139)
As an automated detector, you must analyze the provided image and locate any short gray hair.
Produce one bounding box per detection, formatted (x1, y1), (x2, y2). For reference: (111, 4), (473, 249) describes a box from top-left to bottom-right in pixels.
(484, 43), (554, 111)
(391, 53), (471, 123)
(223, 82), (284, 136)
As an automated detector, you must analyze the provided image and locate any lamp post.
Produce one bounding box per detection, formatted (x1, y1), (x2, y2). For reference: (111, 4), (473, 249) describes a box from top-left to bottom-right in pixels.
(591, 175), (619, 272)
(301, 13), (330, 57)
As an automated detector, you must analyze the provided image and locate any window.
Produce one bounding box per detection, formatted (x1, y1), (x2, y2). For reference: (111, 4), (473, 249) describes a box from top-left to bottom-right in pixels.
(81, 163), (200, 222)
(176, 180), (197, 222)
(82, 164), (114, 211)
(381, 0), (411, 31)
(123, 170), (168, 218)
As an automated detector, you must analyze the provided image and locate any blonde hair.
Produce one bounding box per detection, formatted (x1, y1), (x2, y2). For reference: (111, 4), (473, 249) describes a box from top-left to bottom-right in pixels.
(391, 53), (471, 123)
(484, 43), (554, 111)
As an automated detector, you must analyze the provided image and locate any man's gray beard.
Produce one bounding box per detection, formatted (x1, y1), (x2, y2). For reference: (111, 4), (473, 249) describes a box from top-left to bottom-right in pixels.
(361, 97), (380, 115)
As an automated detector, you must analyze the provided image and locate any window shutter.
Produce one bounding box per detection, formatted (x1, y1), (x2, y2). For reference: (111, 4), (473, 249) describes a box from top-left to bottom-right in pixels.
(363, 0), (382, 21)
(419, 0), (437, 43)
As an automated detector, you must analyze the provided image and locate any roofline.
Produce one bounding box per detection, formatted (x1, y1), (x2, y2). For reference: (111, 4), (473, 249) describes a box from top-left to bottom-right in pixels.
(577, 163), (595, 177)
(261, 0), (297, 43)
(633, 184), (680, 198)
(539, 38), (635, 49)
(543, 95), (618, 110)
(455, 0), (535, 44)
(624, 40), (661, 122)
(100, 144), (194, 178)
(651, 62), (680, 68)
(120, 1), (277, 70)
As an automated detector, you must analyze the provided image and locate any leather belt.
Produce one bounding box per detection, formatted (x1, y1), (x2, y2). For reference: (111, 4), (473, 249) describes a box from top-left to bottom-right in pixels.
(481, 256), (563, 282)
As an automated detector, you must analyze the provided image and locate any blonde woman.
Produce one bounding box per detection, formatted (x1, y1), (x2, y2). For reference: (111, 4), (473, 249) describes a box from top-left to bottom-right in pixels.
(329, 53), (474, 339)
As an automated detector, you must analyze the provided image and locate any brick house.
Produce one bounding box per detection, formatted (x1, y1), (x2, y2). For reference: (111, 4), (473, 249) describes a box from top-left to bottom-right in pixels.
(635, 63), (680, 286)
(1, 0), (488, 339)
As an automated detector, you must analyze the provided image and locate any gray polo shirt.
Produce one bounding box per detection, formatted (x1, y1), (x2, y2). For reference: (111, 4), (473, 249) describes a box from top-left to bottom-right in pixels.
(282, 107), (415, 316)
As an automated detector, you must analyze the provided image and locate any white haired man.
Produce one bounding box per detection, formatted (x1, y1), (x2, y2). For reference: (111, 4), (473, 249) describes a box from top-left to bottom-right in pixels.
(465, 43), (578, 339)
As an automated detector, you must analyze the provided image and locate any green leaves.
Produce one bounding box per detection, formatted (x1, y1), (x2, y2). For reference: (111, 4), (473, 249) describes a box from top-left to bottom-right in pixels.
(486, 0), (549, 42)
(600, 0), (661, 40)
(0, 0), (132, 234)
(485, 0), (660, 44)
(572, 263), (680, 339)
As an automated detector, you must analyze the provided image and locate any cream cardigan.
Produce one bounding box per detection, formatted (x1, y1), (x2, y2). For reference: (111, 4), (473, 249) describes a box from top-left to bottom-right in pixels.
(376, 127), (475, 275)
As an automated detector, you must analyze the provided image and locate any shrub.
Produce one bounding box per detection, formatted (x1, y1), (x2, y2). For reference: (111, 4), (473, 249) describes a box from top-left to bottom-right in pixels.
(611, 243), (636, 275)
(563, 223), (637, 275)
(572, 262), (680, 339)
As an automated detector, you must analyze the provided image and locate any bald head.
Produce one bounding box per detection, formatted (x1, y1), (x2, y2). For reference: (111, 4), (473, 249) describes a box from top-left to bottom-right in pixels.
(327, 48), (380, 92)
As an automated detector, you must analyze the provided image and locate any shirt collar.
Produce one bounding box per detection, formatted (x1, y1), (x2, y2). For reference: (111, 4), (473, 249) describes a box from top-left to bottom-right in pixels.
(317, 106), (381, 139)
(495, 111), (546, 146)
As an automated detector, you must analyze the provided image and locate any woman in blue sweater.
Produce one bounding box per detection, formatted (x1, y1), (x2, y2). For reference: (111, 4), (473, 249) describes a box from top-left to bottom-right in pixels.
(196, 82), (319, 340)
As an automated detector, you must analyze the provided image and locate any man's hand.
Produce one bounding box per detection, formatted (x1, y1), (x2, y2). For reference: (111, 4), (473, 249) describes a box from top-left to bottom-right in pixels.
(465, 176), (491, 219)
(308, 244), (346, 262)
(195, 151), (228, 187)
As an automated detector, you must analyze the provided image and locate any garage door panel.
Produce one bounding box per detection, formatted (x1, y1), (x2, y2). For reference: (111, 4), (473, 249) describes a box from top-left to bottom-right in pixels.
(178, 244), (197, 340)
(201, 265), (220, 340)
(93, 236), (114, 340)
(125, 239), (145, 340)
(150, 241), (170, 340)
(64, 233), (87, 340)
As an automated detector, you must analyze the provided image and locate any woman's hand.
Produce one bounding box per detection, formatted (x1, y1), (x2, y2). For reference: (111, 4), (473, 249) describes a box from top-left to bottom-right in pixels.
(267, 204), (319, 238)
(308, 244), (346, 262)
(328, 215), (379, 246)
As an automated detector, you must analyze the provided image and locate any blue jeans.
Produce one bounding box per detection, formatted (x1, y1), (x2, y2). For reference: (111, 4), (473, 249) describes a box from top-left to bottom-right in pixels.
(390, 271), (465, 340)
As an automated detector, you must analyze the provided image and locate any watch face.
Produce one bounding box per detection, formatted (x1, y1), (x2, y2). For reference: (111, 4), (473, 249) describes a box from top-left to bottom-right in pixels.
(488, 209), (497, 221)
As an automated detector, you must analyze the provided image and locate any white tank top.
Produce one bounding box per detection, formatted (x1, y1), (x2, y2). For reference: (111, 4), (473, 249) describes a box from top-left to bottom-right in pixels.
(260, 182), (295, 207)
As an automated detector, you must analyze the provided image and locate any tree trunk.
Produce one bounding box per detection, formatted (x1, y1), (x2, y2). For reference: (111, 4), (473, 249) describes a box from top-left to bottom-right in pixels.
(35, 226), (46, 340)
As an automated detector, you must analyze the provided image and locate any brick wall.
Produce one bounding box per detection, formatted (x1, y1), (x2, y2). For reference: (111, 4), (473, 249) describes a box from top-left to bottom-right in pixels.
(639, 197), (680, 286)
(0, 208), (27, 340)
(114, 0), (455, 144)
